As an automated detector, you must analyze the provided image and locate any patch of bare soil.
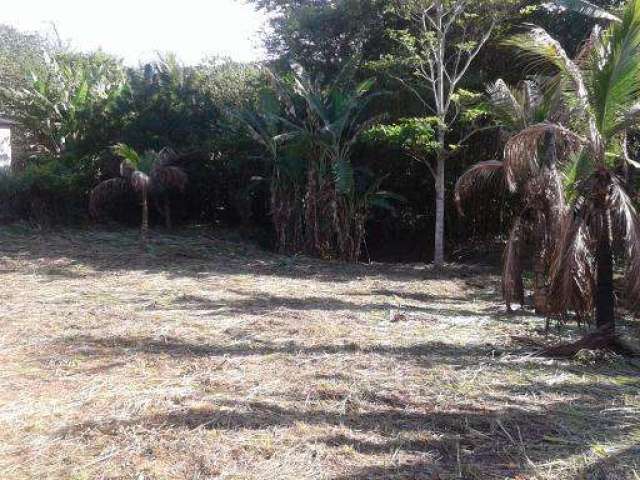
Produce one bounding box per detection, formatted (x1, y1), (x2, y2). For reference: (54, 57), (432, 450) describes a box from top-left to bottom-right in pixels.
(0, 226), (638, 479)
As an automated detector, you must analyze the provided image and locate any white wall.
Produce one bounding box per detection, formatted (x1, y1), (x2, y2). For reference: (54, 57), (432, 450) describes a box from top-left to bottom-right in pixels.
(0, 128), (10, 170)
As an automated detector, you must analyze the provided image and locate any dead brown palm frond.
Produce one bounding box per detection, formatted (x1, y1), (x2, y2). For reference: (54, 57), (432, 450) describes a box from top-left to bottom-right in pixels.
(574, 25), (602, 67)
(454, 160), (504, 216)
(502, 217), (526, 311)
(149, 148), (188, 193)
(89, 178), (133, 220)
(548, 205), (596, 317)
(151, 166), (188, 193)
(608, 176), (640, 310)
(503, 123), (586, 190)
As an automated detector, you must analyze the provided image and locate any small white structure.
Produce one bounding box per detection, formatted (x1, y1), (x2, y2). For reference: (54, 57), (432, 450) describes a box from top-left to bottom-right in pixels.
(0, 127), (11, 170)
(0, 118), (18, 172)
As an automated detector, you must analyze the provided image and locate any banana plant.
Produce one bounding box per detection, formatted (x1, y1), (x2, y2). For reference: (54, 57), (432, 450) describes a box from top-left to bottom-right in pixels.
(234, 98), (306, 254)
(0, 52), (127, 159)
(282, 66), (386, 261)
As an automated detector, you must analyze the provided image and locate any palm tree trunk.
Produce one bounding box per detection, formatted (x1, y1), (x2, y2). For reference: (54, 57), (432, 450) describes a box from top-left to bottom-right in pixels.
(627, 163), (636, 198)
(595, 213), (615, 331)
(434, 127), (446, 267)
(533, 251), (548, 314)
(141, 187), (149, 247)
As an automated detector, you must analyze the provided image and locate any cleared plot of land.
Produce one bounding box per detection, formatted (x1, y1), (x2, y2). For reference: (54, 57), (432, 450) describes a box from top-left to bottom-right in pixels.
(0, 227), (638, 480)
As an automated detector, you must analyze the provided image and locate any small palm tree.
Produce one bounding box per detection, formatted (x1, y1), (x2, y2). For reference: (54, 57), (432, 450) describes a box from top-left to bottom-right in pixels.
(89, 144), (188, 246)
(455, 78), (582, 313)
(506, 0), (640, 343)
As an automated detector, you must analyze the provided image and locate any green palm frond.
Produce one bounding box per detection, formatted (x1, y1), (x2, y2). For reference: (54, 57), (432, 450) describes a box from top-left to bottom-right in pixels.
(113, 143), (142, 168)
(553, 0), (621, 22)
(504, 27), (591, 113)
(486, 78), (555, 132)
(487, 79), (526, 130)
(589, 0), (640, 140)
(505, 26), (602, 152)
(562, 150), (594, 200)
(333, 156), (354, 195)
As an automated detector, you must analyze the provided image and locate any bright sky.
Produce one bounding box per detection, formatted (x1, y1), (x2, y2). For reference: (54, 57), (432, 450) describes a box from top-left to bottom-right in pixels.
(0, 0), (267, 65)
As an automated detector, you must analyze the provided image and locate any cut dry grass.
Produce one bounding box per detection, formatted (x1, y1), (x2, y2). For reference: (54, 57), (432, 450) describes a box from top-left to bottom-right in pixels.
(0, 225), (638, 479)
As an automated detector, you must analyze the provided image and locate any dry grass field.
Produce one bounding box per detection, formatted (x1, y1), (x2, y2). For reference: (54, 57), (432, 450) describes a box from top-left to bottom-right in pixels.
(0, 226), (638, 479)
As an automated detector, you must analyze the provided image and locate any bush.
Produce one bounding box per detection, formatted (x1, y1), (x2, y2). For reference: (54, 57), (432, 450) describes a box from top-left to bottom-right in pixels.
(0, 156), (96, 225)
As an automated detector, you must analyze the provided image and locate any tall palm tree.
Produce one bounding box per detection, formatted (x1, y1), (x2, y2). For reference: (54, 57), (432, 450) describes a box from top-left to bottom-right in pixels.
(505, 0), (640, 340)
(89, 144), (187, 246)
(455, 78), (582, 313)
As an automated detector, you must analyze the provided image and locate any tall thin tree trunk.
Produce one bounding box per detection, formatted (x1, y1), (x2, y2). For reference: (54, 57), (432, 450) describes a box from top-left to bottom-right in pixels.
(434, 127), (446, 267)
(595, 212), (615, 331)
(433, 3), (446, 268)
(141, 187), (149, 248)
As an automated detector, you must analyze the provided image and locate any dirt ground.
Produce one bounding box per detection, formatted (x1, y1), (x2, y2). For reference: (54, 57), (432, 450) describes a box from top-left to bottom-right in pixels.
(0, 226), (638, 480)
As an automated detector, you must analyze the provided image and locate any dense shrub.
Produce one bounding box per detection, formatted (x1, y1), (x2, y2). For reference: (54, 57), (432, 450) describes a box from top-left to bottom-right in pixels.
(0, 156), (95, 225)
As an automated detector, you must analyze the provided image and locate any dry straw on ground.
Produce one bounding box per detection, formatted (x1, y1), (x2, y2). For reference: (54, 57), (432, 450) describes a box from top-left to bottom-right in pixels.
(0, 226), (638, 479)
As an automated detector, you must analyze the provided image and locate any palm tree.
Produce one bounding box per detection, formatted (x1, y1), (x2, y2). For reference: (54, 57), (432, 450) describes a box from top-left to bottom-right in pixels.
(455, 78), (582, 313)
(505, 0), (640, 343)
(89, 144), (187, 246)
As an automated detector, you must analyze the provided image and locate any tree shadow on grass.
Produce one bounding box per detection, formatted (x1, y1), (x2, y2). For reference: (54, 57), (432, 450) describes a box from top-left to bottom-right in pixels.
(0, 226), (497, 283)
(52, 334), (501, 366)
(53, 393), (620, 479)
(574, 444), (640, 479)
(162, 291), (496, 318)
(46, 331), (639, 478)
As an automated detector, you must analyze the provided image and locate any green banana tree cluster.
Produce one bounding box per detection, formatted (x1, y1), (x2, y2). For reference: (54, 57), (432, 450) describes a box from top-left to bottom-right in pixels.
(238, 65), (397, 262)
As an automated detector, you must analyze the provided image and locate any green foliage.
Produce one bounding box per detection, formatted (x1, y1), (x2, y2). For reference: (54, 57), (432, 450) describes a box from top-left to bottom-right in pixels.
(120, 54), (218, 151)
(112, 143), (142, 168)
(363, 117), (439, 155)
(1, 50), (128, 157)
(249, 0), (395, 76)
(0, 155), (95, 224)
(199, 57), (265, 109)
(0, 25), (54, 94)
(1, 1), (634, 259)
